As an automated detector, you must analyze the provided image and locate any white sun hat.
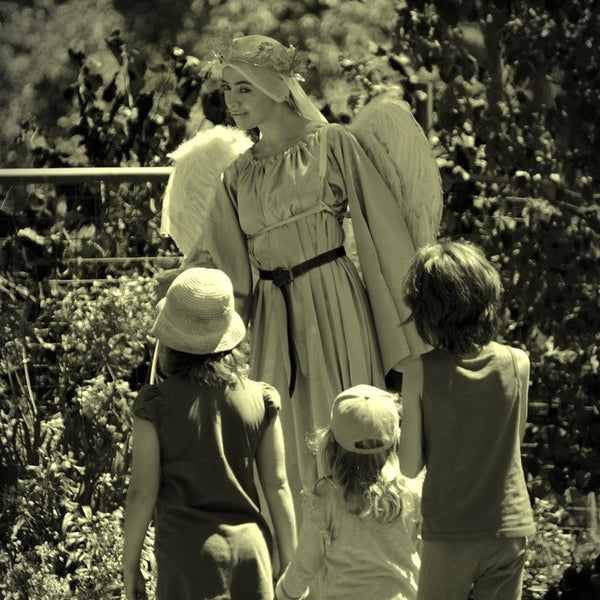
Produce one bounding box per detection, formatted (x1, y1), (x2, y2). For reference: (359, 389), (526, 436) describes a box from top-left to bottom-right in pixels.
(151, 267), (246, 355)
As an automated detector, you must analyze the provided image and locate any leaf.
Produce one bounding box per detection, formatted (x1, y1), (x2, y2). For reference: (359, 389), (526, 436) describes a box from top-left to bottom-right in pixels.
(68, 47), (86, 64)
(136, 92), (154, 121)
(17, 228), (46, 246)
(61, 511), (75, 534)
(105, 30), (125, 64)
(84, 72), (104, 94)
(148, 62), (169, 73)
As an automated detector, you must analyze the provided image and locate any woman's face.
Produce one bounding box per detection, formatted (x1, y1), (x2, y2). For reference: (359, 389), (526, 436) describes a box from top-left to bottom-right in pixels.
(221, 66), (278, 131)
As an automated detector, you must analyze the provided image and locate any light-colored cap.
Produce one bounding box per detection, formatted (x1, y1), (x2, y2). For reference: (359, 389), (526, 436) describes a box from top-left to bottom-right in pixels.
(151, 267), (246, 355)
(330, 384), (400, 454)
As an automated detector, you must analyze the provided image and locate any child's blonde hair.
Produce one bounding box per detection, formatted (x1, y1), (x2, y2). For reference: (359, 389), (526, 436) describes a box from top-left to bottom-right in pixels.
(312, 428), (407, 522)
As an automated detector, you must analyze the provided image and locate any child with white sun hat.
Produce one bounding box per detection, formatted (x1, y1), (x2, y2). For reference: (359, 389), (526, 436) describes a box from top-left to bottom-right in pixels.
(124, 267), (297, 600)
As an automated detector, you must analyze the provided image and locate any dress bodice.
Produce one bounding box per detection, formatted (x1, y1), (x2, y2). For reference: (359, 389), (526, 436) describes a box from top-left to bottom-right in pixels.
(222, 126), (347, 271)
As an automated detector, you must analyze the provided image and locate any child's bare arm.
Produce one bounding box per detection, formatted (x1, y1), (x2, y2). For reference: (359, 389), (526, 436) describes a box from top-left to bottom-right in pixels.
(398, 356), (425, 478)
(123, 417), (160, 600)
(256, 415), (297, 571)
(276, 490), (328, 600)
(513, 347), (531, 442)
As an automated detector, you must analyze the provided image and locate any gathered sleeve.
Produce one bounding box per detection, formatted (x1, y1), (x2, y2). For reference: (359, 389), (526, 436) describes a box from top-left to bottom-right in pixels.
(187, 165), (253, 325)
(132, 384), (164, 428)
(276, 490), (329, 599)
(326, 124), (430, 373)
(261, 381), (281, 425)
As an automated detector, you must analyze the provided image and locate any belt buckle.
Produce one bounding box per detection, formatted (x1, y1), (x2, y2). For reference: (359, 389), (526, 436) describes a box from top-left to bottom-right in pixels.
(272, 266), (294, 287)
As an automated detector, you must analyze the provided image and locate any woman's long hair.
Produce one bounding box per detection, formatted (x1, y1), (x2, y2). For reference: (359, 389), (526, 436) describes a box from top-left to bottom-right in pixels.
(157, 340), (249, 388)
(311, 428), (407, 522)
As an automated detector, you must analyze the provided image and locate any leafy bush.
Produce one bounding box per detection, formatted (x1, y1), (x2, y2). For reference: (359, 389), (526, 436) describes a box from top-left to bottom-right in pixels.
(523, 496), (600, 599)
(0, 508), (156, 600)
(0, 276), (157, 596)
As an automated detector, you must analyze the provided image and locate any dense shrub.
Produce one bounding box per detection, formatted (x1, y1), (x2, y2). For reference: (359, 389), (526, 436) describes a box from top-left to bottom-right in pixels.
(0, 277), (157, 597)
(523, 496), (600, 599)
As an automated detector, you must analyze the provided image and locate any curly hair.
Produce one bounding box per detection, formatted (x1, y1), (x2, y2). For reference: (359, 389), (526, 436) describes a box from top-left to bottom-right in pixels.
(403, 240), (503, 354)
(311, 428), (407, 522)
(157, 340), (249, 388)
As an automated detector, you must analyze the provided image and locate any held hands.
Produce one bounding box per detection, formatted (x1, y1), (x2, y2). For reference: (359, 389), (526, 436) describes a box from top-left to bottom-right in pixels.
(274, 567), (309, 600)
(274, 578), (309, 600)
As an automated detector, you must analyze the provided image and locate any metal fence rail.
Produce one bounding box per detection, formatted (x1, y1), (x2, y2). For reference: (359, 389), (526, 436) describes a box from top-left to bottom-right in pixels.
(0, 167), (173, 184)
(0, 167), (180, 281)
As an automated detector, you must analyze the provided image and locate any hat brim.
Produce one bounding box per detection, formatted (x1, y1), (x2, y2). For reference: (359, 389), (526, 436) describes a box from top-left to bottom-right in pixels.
(151, 306), (246, 355)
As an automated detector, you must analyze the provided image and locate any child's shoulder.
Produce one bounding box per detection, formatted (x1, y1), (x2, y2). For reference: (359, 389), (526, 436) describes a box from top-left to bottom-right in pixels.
(313, 477), (338, 495)
(508, 344), (530, 367)
(133, 382), (167, 422)
(303, 478), (343, 523)
(307, 478), (339, 508)
(228, 378), (282, 423)
(490, 341), (530, 369)
(399, 355), (424, 398)
(401, 355), (424, 374)
(503, 343), (531, 385)
(239, 378), (281, 408)
(319, 121), (358, 148)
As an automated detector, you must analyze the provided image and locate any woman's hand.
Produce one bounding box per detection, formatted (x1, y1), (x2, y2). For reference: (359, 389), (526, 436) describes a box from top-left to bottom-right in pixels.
(124, 568), (147, 600)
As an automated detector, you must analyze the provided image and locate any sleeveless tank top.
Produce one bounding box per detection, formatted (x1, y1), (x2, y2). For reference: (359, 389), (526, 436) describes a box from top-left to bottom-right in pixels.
(420, 342), (535, 541)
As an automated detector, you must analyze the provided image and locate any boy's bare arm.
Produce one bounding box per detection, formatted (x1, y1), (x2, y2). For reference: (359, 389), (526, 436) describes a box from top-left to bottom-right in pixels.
(513, 347), (531, 442)
(399, 356), (425, 478)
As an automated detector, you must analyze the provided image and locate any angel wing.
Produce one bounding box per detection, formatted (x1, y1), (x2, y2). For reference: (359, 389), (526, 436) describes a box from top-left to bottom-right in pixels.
(349, 92), (443, 248)
(160, 125), (252, 256)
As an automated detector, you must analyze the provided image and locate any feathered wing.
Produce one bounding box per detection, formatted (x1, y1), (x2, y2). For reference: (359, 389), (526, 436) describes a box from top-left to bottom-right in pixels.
(349, 92), (443, 248)
(160, 125), (253, 257)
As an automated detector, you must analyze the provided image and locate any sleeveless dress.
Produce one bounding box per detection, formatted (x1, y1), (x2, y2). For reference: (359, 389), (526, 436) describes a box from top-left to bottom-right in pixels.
(133, 376), (279, 600)
(201, 124), (428, 504)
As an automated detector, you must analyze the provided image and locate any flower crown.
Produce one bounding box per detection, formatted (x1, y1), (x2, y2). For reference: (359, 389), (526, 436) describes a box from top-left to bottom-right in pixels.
(205, 30), (307, 80)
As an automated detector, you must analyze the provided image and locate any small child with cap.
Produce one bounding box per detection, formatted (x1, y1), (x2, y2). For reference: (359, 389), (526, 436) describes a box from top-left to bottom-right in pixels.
(123, 267), (297, 600)
(275, 384), (421, 600)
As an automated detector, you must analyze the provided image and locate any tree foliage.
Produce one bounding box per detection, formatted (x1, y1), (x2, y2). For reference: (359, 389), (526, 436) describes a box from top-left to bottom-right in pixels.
(0, 0), (128, 166)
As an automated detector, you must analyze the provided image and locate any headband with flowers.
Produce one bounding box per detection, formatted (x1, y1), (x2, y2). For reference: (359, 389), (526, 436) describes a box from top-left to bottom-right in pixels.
(204, 30), (307, 81)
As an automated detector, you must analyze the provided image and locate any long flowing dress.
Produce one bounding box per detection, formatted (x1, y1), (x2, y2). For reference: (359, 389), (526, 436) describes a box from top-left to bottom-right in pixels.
(201, 123), (428, 508)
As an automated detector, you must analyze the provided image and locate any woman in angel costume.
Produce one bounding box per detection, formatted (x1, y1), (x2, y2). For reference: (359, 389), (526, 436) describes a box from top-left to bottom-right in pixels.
(161, 34), (442, 515)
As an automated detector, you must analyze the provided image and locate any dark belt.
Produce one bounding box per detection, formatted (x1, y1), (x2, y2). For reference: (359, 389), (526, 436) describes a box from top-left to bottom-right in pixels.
(258, 245), (346, 396)
(259, 246), (346, 287)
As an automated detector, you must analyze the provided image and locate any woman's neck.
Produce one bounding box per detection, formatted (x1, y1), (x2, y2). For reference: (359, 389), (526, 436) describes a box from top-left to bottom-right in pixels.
(253, 107), (318, 158)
